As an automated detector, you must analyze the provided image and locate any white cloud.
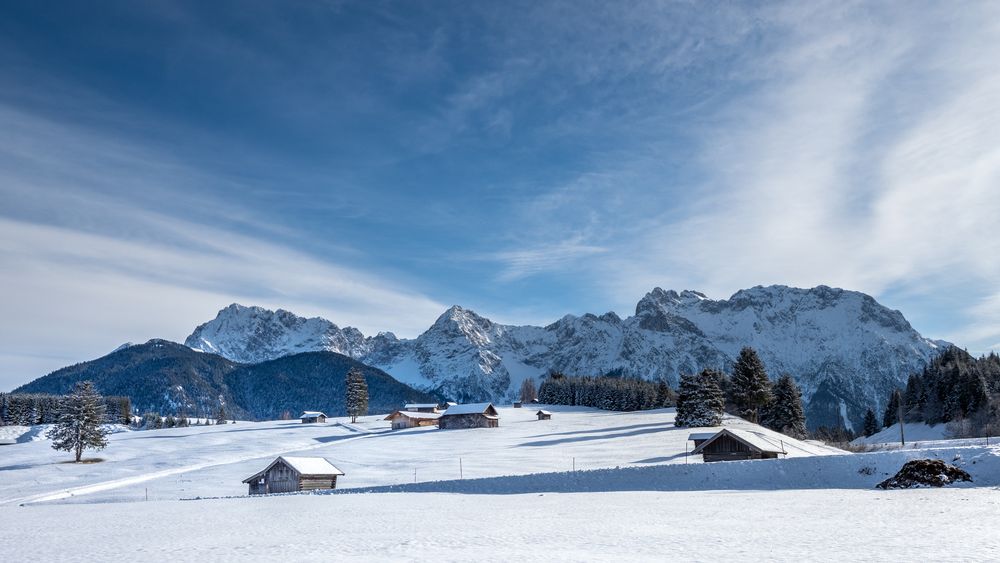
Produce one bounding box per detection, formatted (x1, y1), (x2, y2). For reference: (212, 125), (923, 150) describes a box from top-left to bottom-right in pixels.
(0, 105), (448, 390)
(496, 2), (1000, 352)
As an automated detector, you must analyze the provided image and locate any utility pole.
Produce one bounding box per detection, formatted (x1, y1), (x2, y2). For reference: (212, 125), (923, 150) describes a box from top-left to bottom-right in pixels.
(459, 457), (463, 479)
(897, 390), (905, 447)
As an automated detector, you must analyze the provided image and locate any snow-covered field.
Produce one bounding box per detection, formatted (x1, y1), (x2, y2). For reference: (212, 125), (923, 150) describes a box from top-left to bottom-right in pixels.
(0, 406), (844, 505)
(2, 406), (999, 561)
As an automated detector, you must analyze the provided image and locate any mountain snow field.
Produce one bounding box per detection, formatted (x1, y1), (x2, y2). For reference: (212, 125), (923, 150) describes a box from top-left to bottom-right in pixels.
(185, 285), (943, 429)
(2, 406), (999, 561)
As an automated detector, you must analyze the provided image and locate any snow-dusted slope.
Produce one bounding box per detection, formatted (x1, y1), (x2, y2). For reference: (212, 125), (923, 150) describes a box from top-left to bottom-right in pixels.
(184, 286), (944, 428)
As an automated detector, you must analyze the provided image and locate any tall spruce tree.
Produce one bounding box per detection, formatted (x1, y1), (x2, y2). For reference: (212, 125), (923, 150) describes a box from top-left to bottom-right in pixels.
(50, 381), (109, 462)
(345, 367), (369, 423)
(519, 378), (538, 403)
(883, 389), (901, 428)
(862, 408), (880, 437)
(765, 373), (807, 438)
(675, 369), (725, 427)
(730, 347), (773, 424)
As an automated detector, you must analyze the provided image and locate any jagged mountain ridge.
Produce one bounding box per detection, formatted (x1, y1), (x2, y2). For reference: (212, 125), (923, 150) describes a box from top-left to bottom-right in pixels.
(184, 285), (944, 429)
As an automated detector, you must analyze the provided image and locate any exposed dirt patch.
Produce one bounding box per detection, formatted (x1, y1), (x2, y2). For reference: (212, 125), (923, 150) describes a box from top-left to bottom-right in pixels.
(877, 459), (972, 489)
(58, 458), (105, 465)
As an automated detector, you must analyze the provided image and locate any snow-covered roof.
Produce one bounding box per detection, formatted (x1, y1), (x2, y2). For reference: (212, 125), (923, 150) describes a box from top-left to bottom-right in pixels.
(300, 411), (326, 418)
(404, 403), (439, 409)
(385, 411), (441, 420)
(440, 402), (496, 416)
(690, 428), (785, 455)
(242, 456), (344, 483)
(537, 410), (551, 415)
(688, 432), (716, 441)
(280, 456), (344, 475)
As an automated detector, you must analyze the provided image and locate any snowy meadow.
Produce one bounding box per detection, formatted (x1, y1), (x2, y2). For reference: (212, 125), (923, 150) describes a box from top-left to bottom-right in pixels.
(2, 406), (999, 561)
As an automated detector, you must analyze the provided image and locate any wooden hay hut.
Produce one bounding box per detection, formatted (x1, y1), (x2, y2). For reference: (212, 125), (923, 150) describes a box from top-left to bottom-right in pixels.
(438, 402), (499, 430)
(385, 410), (441, 430)
(536, 410), (552, 420)
(690, 428), (786, 462)
(242, 456), (344, 495)
(299, 411), (327, 424)
(513, 401), (522, 408)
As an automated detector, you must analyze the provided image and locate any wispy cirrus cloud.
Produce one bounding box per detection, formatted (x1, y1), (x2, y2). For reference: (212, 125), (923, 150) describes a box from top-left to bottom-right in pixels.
(489, 2), (1000, 352)
(0, 104), (447, 390)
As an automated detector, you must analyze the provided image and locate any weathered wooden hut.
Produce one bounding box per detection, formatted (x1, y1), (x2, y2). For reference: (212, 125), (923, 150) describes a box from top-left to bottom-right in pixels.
(690, 428), (786, 462)
(242, 456), (345, 495)
(385, 410), (441, 429)
(536, 410), (551, 420)
(299, 411), (327, 424)
(404, 403), (440, 413)
(513, 401), (522, 408)
(438, 402), (499, 430)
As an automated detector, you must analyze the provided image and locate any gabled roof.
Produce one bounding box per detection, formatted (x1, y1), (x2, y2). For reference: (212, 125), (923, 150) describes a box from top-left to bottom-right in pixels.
(404, 403), (439, 409)
(242, 456), (344, 483)
(300, 411), (326, 418)
(690, 428), (785, 455)
(536, 410), (552, 415)
(440, 402), (498, 416)
(385, 410), (441, 420)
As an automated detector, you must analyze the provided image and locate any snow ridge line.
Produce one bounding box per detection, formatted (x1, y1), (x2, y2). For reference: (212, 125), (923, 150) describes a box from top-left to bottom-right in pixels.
(321, 445), (1000, 495)
(2, 430), (375, 507)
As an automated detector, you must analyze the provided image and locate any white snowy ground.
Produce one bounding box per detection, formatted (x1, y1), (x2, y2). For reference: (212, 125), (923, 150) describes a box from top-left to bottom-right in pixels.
(2, 406), (1000, 561)
(2, 489), (999, 562)
(0, 406), (841, 505)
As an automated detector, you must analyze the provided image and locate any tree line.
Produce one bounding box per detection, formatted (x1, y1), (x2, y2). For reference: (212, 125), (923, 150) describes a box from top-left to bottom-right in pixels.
(538, 373), (675, 412)
(0, 392), (131, 426)
(536, 347), (808, 438)
(861, 346), (1000, 438)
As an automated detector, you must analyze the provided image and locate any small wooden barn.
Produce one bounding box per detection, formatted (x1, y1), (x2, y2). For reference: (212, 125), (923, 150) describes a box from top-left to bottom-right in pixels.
(299, 411), (327, 424)
(513, 401), (522, 408)
(438, 402), (499, 430)
(536, 410), (552, 420)
(385, 410), (441, 430)
(690, 428), (786, 462)
(404, 403), (440, 413)
(242, 456), (344, 495)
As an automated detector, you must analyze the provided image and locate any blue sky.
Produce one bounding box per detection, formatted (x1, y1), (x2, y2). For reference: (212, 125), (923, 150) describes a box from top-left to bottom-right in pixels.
(2, 1), (1000, 390)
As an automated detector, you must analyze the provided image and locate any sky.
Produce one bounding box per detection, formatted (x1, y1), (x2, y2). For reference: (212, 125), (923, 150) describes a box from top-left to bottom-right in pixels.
(2, 1), (1000, 391)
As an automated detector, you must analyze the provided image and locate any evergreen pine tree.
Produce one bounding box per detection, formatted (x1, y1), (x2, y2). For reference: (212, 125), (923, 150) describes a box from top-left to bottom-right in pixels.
(656, 379), (675, 408)
(49, 381), (109, 462)
(883, 389), (901, 428)
(675, 369), (725, 427)
(519, 378), (538, 403)
(730, 347), (773, 423)
(862, 408), (880, 437)
(216, 404), (227, 425)
(345, 367), (369, 423)
(765, 373), (807, 438)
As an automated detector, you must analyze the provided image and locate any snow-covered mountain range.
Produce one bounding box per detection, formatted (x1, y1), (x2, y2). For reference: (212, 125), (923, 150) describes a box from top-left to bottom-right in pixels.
(184, 285), (945, 429)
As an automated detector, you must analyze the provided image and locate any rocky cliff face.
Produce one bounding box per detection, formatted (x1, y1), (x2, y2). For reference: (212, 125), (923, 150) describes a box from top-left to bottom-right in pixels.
(184, 286), (944, 429)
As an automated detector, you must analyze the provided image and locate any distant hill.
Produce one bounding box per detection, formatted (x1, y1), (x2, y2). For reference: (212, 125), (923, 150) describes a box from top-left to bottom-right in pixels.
(14, 340), (438, 420)
(15, 340), (239, 417)
(224, 351), (439, 420)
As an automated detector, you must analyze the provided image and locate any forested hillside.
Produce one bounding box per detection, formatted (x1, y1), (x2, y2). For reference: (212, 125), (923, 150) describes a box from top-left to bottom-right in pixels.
(12, 341), (438, 420)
